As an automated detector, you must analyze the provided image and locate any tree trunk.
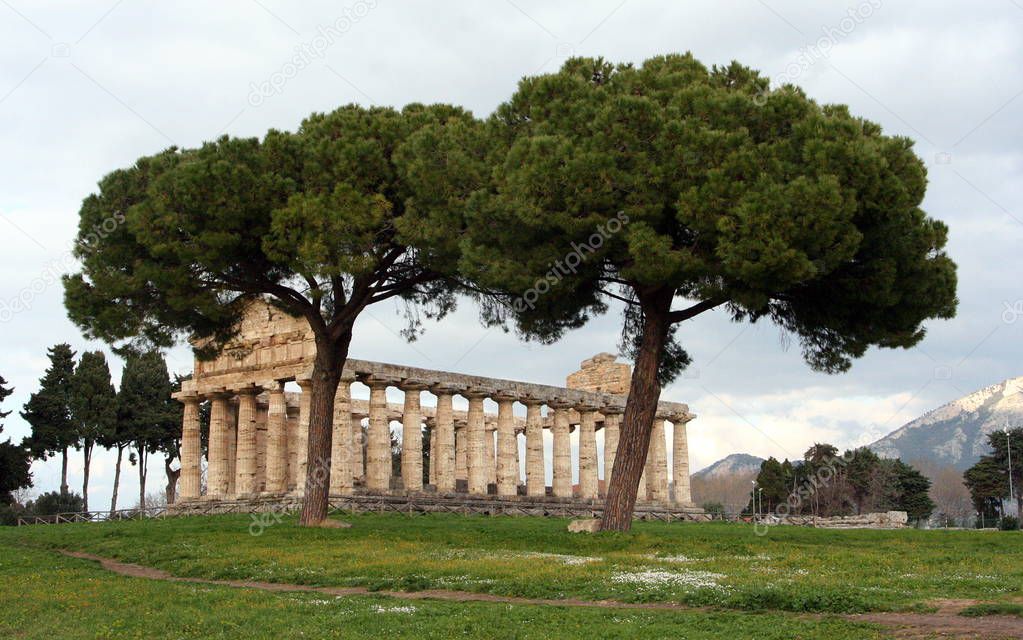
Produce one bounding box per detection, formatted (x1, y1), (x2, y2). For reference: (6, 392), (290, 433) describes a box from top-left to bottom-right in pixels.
(138, 448), (148, 511)
(60, 447), (69, 497)
(298, 330), (351, 527)
(110, 445), (123, 515)
(601, 293), (672, 532)
(82, 440), (93, 512)
(165, 456), (179, 504)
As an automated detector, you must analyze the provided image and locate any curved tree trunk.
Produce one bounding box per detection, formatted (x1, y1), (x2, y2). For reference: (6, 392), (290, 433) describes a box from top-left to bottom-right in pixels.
(299, 330), (351, 526)
(165, 456), (179, 504)
(601, 293), (672, 532)
(110, 445), (123, 514)
(82, 440), (93, 512)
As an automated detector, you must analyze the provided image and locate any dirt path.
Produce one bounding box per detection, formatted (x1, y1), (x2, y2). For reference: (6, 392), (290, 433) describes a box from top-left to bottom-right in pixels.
(59, 550), (1023, 639)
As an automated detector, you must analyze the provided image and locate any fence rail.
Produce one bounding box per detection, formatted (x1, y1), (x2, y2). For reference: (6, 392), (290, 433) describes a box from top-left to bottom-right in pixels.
(16, 506), (170, 526)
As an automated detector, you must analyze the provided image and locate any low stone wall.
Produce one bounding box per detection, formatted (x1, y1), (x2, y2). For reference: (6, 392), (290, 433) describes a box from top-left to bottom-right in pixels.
(169, 493), (710, 522)
(762, 511), (909, 529)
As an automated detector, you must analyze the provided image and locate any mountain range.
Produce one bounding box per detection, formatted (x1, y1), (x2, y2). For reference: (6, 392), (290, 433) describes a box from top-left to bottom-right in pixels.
(696, 376), (1023, 476)
(868, 376), (1023, 470)
(693, 453), (765, 478)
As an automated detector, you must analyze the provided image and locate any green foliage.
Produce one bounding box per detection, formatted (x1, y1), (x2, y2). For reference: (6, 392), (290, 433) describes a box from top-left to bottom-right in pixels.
(20, 344), (77, 461)
(964, 428), (1023, 524)
(26, 490), (84, 515)
(748, 444), (933, 520)
(0, 375), (11, 431)
(0, 441), (32, 506)
(999, 516), (1020, 531)
(63, 104), (473, 358)
(0, 375), (33, 506)
(701, 501), (726, 517)
(959, 602), (1023, 618)
(460, 54), (957, 380)
(118, 352), (178, 461)
(71, 351), (117, 449)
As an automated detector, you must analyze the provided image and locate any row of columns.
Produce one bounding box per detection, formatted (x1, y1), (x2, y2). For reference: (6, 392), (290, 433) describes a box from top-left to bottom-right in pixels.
(177, 380), (695, 506)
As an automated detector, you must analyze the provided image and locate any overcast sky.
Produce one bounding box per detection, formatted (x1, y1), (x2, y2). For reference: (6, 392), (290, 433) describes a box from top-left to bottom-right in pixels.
(2, 0), (1021, 509)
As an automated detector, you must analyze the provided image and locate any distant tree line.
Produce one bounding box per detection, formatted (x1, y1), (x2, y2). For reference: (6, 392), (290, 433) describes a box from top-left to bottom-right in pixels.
(745, 444), (935, 522)
(963, 427), (1022, 529)
(2, 343), (182, 522)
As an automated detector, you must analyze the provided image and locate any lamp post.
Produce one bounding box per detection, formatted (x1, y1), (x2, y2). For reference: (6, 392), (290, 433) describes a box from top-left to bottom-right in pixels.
(1006, 426), (1015, 504)
(751, 480), (758, 520)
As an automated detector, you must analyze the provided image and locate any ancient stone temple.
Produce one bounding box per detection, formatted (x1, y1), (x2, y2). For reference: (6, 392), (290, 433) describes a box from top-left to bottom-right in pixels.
(172, 302), (699, 517)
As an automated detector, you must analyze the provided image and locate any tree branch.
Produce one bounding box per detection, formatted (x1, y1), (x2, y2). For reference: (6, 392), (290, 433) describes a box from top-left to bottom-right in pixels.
(667, 297), (728, 323)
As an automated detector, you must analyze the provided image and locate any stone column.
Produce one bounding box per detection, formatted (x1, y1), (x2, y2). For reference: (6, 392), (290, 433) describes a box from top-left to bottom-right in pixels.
(577, 406), (599, 500)
(400, 381), (427, 492)
(602, 410), (621, 496)
(225, 403), (237, 496)
(672, 412), (695, 506)
(286, 409), (299, 490)
(265, 382), (288, 494)
(426, 419), (437, 487)
(207, 392), (230, 498)
(255, 404), (268, 492)
(177, 394), (202, 500)
(294, 379), (313, 495)
(524, 400), (545, 497)
(484, 421), (497, 489)
(455, 422), (467, 483)
(329, 376), (355, 495)
(432, 387), (456, 493)
(649, 418), (669, 503)
(551, 402), (572, 498)
(365, 377), (391, 493)
(235, 385), (261, 497)
(352, 414), (365, 486)
(495, 394), (517, 496)
(465, 391), (488, 495)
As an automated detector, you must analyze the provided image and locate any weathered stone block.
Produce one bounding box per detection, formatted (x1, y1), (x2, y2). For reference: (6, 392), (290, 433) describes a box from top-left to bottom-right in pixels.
(568, 518), (602, 533)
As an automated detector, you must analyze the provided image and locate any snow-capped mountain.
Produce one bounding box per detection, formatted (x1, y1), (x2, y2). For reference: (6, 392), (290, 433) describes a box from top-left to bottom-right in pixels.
(693, 453), (765, 479)
(869, 376), (1023, 470)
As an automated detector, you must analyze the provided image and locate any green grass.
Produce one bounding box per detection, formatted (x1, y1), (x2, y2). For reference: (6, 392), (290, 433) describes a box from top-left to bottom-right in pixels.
(0, 543), (888, 640)
(959, 603), (1023, 618)
(2, 512), (1020, 616)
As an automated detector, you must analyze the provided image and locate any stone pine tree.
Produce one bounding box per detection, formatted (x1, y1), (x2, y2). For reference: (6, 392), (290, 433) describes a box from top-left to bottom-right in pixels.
(63, 104), (475, 526)
(0, 375), (33, 505)
(460, 55), (958, 530)
(21, 344), (78, 496)
(964, 427), (1023, 528)
(117, 351), (177, 510)
(964, 456), (1008, 523)
(70, 350), (117, 512)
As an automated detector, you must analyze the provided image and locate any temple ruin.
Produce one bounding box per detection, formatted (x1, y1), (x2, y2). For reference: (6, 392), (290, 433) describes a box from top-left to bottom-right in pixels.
(171, 302), (700, 518)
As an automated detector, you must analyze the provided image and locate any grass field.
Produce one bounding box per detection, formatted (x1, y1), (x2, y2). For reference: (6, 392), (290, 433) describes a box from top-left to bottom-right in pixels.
(0, 542), (886, 640)
(3, 512), (1022, 611)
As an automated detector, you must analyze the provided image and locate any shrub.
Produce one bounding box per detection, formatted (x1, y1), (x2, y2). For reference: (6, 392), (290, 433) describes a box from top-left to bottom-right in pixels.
(26, 491), (84, 516)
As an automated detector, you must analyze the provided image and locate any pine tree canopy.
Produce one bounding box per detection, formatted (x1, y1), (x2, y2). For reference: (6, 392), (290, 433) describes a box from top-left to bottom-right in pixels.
(460, 54), (957, 381)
